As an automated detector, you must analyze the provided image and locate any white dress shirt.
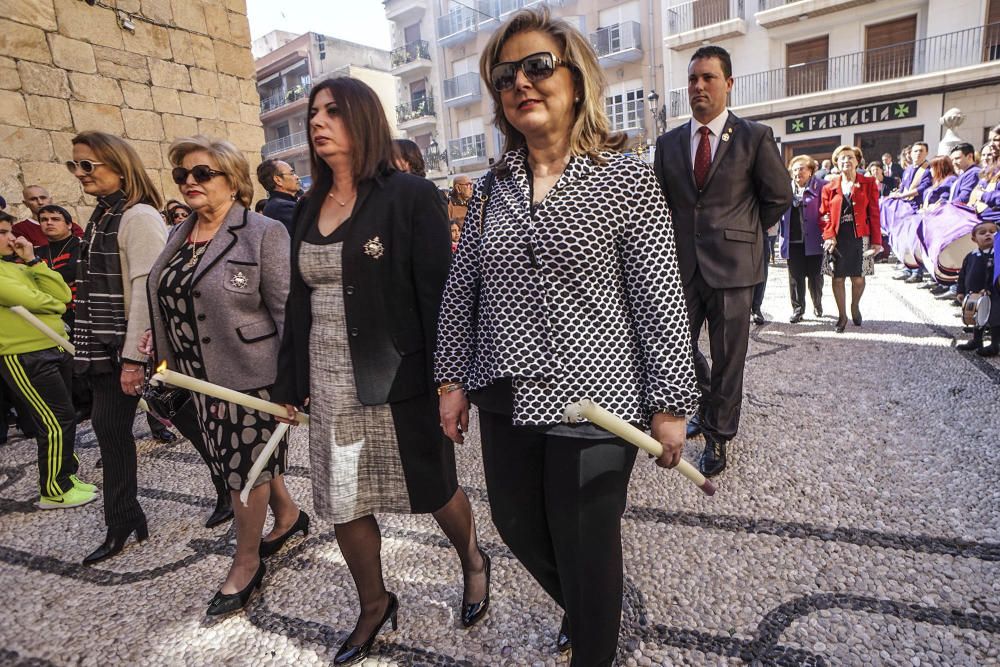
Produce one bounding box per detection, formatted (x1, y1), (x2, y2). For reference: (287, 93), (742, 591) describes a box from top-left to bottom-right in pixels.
(689, 110), (730, 166)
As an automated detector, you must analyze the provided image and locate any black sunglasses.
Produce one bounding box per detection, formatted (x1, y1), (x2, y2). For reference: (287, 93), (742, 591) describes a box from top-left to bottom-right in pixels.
(172, 165), (226, 185)
(490, 52), (568, 92)
(65, 159), (106, 175)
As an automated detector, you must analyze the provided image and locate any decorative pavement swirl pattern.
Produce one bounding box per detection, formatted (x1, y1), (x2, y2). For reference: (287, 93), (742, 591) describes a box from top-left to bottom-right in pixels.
(1, 264), (998, 666)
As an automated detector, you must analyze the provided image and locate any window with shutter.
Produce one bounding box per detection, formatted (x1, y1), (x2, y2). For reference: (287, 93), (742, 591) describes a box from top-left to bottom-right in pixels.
(786, 36), (829, 97)
(864, 15), (917, 83)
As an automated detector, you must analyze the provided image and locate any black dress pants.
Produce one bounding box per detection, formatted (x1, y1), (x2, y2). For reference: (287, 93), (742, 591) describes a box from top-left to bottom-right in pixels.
(786, 243), (823, 315)
(0, 348), (78, 497)
(479, 410), (638, 667)
(685, 268), (753, 442)
(89, 371), (145, 529)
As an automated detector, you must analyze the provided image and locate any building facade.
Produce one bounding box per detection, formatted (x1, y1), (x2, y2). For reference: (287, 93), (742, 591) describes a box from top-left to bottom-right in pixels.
(254, 32), (397, 189)
(661, 0), (1000, 163)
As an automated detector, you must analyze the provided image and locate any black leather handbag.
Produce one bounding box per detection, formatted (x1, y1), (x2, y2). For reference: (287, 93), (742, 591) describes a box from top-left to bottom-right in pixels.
(142, 382), (191, 421)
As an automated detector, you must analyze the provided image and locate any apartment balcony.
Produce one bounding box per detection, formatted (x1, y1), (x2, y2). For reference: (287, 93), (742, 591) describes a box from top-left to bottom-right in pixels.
(437, 1), (497, 47)
(396, 96), (436, 132)
(443, 72), (482, 108)
(390, 40), (432, 78)
(384, 0), (426, 25)
(262, 130), (309, 159)
(498, 0), (560, 17)
(590, 21), (643, 66)
(755, 0), (876, 29)
(260, 80), (312, 116)
(449, 134), (488, 167)
(668, 23), (1000, 117)
(665, 0), (747, 51)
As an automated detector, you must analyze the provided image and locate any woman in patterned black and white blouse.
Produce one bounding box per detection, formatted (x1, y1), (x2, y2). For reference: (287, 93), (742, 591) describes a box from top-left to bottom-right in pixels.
(435, 8), (698, 666)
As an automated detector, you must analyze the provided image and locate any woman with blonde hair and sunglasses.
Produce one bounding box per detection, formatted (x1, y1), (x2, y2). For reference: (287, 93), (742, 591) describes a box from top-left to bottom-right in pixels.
(435, 9), (697, 665)
(67, 131), (167, 565)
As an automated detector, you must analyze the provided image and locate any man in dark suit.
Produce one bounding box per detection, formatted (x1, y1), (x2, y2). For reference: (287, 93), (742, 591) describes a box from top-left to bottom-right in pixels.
(257, 159), (301, 234)
(654, 45), (792, 477)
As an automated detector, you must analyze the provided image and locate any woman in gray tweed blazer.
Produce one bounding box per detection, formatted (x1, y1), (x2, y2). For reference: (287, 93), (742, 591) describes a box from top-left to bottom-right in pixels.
(141, 136), (306, 617)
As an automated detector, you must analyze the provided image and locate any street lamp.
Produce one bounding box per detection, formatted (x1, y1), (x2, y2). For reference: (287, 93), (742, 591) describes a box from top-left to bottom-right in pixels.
(647, 90), (667, 136)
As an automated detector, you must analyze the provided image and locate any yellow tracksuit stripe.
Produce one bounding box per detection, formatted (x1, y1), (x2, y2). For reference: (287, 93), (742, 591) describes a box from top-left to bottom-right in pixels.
(3, 356), (64, 497)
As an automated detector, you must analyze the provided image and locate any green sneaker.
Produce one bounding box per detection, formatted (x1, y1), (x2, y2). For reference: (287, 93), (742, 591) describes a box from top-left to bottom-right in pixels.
(37, 487), (97, 510)
(71, 475), (97, 493)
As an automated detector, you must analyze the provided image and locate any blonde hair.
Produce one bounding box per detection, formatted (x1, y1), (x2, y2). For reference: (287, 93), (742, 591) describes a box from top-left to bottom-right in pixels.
(168, 136), (254, 209)
(832, 145), (863, 164)
(71, 131), (163, 210)
(788, 155), (817, 175)
(480, 7), (626, 165)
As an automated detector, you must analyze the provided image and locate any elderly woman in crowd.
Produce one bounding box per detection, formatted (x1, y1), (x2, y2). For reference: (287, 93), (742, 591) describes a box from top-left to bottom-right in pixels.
(435, 9), (698, 665)
(780, 156), (825, 322)
(820, 145), (882, 333)
(273, 78), (488, 665)
(140, 136), (305, 616)
(163, 199), (192, 227)
(68, 131), (167, 565)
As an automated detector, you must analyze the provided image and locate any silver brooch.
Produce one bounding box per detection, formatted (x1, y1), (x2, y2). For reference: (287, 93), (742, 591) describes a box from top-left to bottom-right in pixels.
(230, 271), (249, 289)
(363, 236), (384, 260)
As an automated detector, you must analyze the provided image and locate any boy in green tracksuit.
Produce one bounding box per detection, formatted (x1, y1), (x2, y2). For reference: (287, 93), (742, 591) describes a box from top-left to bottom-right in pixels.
(0, 215), (96, 508)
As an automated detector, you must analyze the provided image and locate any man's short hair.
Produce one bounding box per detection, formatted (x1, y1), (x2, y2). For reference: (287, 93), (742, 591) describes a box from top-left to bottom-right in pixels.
(913, 142), (929, 151)
(690, 45), (732, 79)
(37, 204), (73, 225)
(0, 210), (15, 224)
(952, 142), (975, 157)
(256, 158), (281, 193)
(882, 153), (893, 160)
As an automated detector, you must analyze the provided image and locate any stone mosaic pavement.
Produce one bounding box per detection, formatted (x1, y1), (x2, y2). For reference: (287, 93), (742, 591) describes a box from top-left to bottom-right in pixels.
(1, 262), (999, 666)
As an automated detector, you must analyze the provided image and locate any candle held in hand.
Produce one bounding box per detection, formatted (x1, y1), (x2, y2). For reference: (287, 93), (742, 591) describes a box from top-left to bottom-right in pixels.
(10, 306), (75, 354)
(239, 422), (290, 506)
(563, 399), (716, 496)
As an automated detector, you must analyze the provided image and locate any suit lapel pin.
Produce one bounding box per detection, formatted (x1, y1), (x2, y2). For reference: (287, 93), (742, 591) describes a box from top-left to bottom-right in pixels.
(721, 127), (732, 142)
(363, 236), (384, 260)
(230, 271), (248, 289)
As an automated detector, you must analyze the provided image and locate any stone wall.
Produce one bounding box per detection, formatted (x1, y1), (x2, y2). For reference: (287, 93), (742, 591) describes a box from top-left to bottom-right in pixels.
(0, 0), (264, 222)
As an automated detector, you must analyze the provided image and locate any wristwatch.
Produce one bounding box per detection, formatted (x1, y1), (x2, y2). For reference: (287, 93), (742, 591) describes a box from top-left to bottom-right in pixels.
(24, 257), (42, 267)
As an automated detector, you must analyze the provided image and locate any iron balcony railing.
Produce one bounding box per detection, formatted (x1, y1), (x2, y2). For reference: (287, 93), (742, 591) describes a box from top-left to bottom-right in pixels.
(449, 134), (487, 162)
(396, 96), (435, 124)
(260, 80), (312, 114)
(668, 23), (1000, 115)
(498, 0), (549, 15)
(666, 0), (745, 35)
(444, 72), (482, 101)
(262, 130), (308, 157)
(390, 40), (431, 68)
(590, 21), (642, 59)
(437, 1), (496, 39)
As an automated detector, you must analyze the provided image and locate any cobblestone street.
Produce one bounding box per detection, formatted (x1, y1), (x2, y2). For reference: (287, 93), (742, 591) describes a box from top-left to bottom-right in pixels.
(2, 262), (998, 666)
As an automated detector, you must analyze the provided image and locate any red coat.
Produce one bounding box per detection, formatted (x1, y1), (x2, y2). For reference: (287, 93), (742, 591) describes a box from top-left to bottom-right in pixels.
(819, 174), (882, 246)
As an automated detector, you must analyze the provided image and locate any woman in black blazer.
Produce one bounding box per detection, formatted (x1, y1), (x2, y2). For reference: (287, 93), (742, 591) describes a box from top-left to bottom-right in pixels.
(271, 77), (488, 665)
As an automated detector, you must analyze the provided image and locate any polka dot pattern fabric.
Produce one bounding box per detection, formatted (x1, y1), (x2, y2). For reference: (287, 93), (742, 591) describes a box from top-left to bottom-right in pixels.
(435, 148), (699, 426)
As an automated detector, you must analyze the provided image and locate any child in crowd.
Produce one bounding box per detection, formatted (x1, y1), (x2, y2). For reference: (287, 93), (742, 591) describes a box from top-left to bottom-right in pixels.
(956, 221), (999, 355)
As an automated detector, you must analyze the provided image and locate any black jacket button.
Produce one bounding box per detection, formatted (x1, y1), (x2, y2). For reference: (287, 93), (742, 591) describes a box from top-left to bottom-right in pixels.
(201, 336), (211, 344)
(193, 290), (201, 298)
(350, 328), (359, 337)
(197, 314), (206, 321)
(345, 285), (355, 295)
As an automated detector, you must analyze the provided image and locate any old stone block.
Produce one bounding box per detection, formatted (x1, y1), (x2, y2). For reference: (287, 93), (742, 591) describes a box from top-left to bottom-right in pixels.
(197, 118), (227, 138)
(0, 19), (51, 64)
(238, 102), (259, 125)
(123, 109), (164, 141)
(117, 0), (141, 11)
(149, 58), (191, 91)
(225, 0), (247, 14)
(179, 91), (217, 119)
(214, 41), (253, 78)
(239, 78), (259, 105)
(0, 90), (29, 127)
(130, 139), (163, 168)
(50, 131), (77, 162)
(53, 0), (123, 50)
(48, 35), (98, 74)
(0, 57), (19, 91)
(226, 121), (264, 152)
(150, 86), (181, 114)
(167, 30), (215, 69)
(25, 95), (73, 131)
(228, 12), (251, 44)
(0, 125), (54, 161)
(121, 81), (154, 110)
(0, 158), (22, 204)
(189, 68), (220, 97)
(145, 167), (164, 197)
(94, 46), (150, 84)
(123, 20), (172, 60)
(161, 113), (198, 139)
(70, 101), (124, 135)
(16, 62), (70, 98)
(203, 5), (232, 42)
(3, 0), (58, 31)
(219, 73), (240, 99)
(140, 0), (172, 24)
(69, 73), (124, 106)
(21, 161), (82, 205)
(217, 99), (240, 123)
(170, 0), (207, 34)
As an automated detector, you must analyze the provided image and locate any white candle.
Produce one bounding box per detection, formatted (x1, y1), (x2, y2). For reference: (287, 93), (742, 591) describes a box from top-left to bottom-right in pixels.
(563, 399), (716, 496)
(10, 306), (75, 354)
(239, 422), (291, 506)
(150, 362), (309, 425)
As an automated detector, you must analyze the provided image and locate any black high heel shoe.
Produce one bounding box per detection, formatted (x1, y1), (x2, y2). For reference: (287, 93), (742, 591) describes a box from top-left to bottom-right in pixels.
(83, 519), (148, 565)
(851, 304), (862, 326)
(835, 316), (848, 333)
(205, 492), (233, 528)
(206, 561), (266, 616)
(334, 592), (399, 665)
(259, 510), (310, 557)
(461, 549), (491, 628)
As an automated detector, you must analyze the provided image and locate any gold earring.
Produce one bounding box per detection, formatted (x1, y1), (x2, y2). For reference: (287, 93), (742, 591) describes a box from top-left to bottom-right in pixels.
(231, 193), (237, 200)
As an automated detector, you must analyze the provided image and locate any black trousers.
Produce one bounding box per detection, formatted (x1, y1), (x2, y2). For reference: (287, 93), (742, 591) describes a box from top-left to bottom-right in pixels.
(786, 243), (823, 315)
(685, 268), (753, 442)
(479, 411), (638, 667)
(89, 371), (145, 529)
(168, 398), (228, 498)
(0, 349), (78, 497)
(751, 235), (775, 312)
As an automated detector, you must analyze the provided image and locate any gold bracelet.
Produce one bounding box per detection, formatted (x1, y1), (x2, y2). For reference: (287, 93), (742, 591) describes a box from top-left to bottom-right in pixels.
(436, 382), (464, 396)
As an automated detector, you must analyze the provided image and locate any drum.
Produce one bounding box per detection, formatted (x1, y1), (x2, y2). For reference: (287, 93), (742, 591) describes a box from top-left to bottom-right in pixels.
(962, 293), (991, 327)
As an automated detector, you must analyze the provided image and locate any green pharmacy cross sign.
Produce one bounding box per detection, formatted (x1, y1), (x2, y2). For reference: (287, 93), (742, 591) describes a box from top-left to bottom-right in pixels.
(786, 100), (918, 134)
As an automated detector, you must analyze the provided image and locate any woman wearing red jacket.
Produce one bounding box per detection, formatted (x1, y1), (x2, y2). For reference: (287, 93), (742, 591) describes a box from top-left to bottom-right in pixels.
(820, 145), (883, 333)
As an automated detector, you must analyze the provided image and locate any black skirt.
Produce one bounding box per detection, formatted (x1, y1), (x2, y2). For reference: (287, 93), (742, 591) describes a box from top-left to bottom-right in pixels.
(833, 202), (864, 278)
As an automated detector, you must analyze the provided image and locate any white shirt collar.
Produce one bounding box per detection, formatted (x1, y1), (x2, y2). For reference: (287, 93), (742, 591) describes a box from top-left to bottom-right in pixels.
(692, 110), (730, 138)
